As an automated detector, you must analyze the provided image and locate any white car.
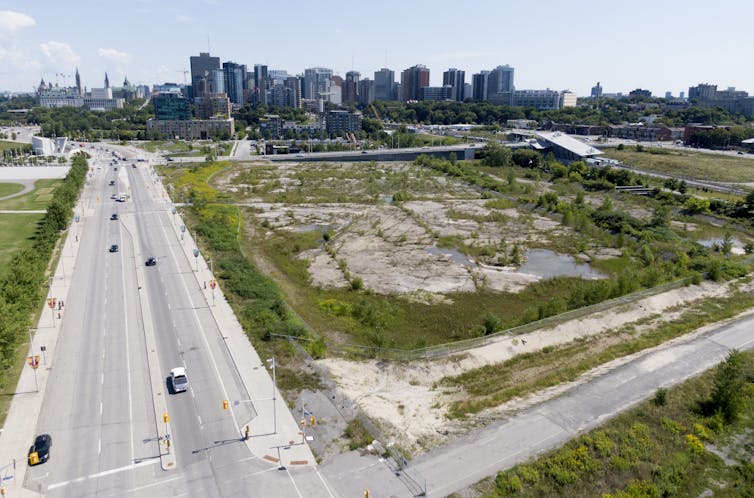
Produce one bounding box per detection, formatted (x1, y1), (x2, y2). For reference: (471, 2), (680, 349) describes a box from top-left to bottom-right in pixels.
(170, 367), (188, 393)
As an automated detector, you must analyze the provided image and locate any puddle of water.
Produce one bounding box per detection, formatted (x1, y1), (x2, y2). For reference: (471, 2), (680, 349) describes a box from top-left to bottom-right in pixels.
(380, 194), (393, 204)
(427, 246), (475, 267)
(520, 248), (605, 279)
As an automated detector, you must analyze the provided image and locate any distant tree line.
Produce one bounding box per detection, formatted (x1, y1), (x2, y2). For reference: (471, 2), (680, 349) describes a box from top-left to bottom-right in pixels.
(362, 99), (749, 127)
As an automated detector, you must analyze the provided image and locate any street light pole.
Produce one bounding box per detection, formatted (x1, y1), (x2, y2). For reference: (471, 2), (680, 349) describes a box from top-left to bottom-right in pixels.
(28, 329), (38, 392)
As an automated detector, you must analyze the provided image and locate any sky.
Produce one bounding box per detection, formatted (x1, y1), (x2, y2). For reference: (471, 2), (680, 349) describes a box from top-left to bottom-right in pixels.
(1, 0), (754, 97)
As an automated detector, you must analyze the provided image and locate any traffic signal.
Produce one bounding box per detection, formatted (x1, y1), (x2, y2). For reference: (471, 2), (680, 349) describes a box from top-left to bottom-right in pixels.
(222, 399), (229, 410)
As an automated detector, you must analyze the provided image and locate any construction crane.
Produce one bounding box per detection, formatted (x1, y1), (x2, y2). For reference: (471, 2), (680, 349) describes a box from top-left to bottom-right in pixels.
(175, 68), (189, 84)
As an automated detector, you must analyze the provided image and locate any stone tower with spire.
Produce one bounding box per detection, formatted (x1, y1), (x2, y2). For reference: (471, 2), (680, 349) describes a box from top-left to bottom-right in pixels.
(104, 72), (110, 89)
(75, 67), (82, 96)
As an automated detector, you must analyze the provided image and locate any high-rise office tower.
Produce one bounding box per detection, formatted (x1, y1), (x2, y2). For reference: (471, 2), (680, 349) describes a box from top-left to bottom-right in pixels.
(487, 65), (514, 96)
(472, 71), (489, 101)
(374, 68), (395, 101)
(443, 68), (466, 101)
(400, 64), (429, 102)
(303, 67), (333, 100)
(284, 76), (301, 108)
(223, 61), (247, 105)
(211, 69), (225, 95)
(344, 71), (360, 104)
(591, 81), (603, 98)
(254, 64), (269, 106)
(357, 78), (374, 105)
(190, 52), (221, 99)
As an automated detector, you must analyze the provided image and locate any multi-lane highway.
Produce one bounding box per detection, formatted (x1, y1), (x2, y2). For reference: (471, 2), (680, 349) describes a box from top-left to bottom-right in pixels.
(21, 149), (336, 497)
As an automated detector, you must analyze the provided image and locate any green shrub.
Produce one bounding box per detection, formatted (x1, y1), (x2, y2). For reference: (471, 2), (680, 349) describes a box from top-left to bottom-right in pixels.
(517, 465), (540, 484)
(344, 419), (372, 450)
(653, 388), (668, 406)
(685, 434), (706, 455)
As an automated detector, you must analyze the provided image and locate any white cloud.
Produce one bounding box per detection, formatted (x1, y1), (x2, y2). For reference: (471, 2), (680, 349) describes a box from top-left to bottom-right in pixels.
(0, 10), (35, 36)
(176, 14), (192, 22)
(0, 10), (38, 77)
(97, 47), (131, 63)
(40, 41), (80, 65)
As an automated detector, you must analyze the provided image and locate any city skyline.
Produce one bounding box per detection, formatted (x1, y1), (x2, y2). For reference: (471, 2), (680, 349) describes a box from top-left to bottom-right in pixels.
(2, 0), (754, 96)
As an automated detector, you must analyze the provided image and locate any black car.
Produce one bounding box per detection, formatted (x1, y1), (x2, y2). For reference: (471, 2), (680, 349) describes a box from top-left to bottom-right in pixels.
(109, 244), (119, 253)
(145, 257), (157, 266)
(110, 213), (118, 220)
(29, 434), (52, 464)
(108, 180), (115, 186)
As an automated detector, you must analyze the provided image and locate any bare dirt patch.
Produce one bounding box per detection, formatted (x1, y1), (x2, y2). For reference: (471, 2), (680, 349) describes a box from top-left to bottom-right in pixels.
(225, 161), (589, 296)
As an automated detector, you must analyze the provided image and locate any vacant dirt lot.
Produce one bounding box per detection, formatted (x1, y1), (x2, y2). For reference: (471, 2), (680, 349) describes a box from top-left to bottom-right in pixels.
(211, 160), (750, 453)
(220, 161), (596, 298)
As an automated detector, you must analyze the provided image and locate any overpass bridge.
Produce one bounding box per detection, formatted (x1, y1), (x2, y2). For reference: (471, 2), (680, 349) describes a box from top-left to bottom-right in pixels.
(265, 144), (479, 162)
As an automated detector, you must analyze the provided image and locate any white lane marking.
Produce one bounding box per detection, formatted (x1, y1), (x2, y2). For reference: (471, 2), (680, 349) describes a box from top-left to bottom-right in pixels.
(47, 459), (159, 490)
(285, 468), (304, 498)
(197, 415), (202, 425)
(157, 219), (242, 435)
(119, 239), (136, 464)
(126, 476), (182, 493)
(101, 373), (104, 385)
(100, 402), (103, 415)
(98, 438), (101, 455)
(316, 469), (337, 498)
(189, 386), (195, 398)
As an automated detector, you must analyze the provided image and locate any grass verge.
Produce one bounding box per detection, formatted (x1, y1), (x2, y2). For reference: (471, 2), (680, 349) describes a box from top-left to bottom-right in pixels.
(602, 148), (754, 183)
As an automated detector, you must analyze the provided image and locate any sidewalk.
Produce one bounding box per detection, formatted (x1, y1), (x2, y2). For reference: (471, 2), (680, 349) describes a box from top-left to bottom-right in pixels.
(0, 195), (86, 498)
(148, 167), (317, 467)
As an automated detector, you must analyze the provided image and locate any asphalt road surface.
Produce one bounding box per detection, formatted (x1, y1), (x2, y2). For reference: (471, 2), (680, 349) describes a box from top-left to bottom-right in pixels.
(23, 152), (337, 497)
